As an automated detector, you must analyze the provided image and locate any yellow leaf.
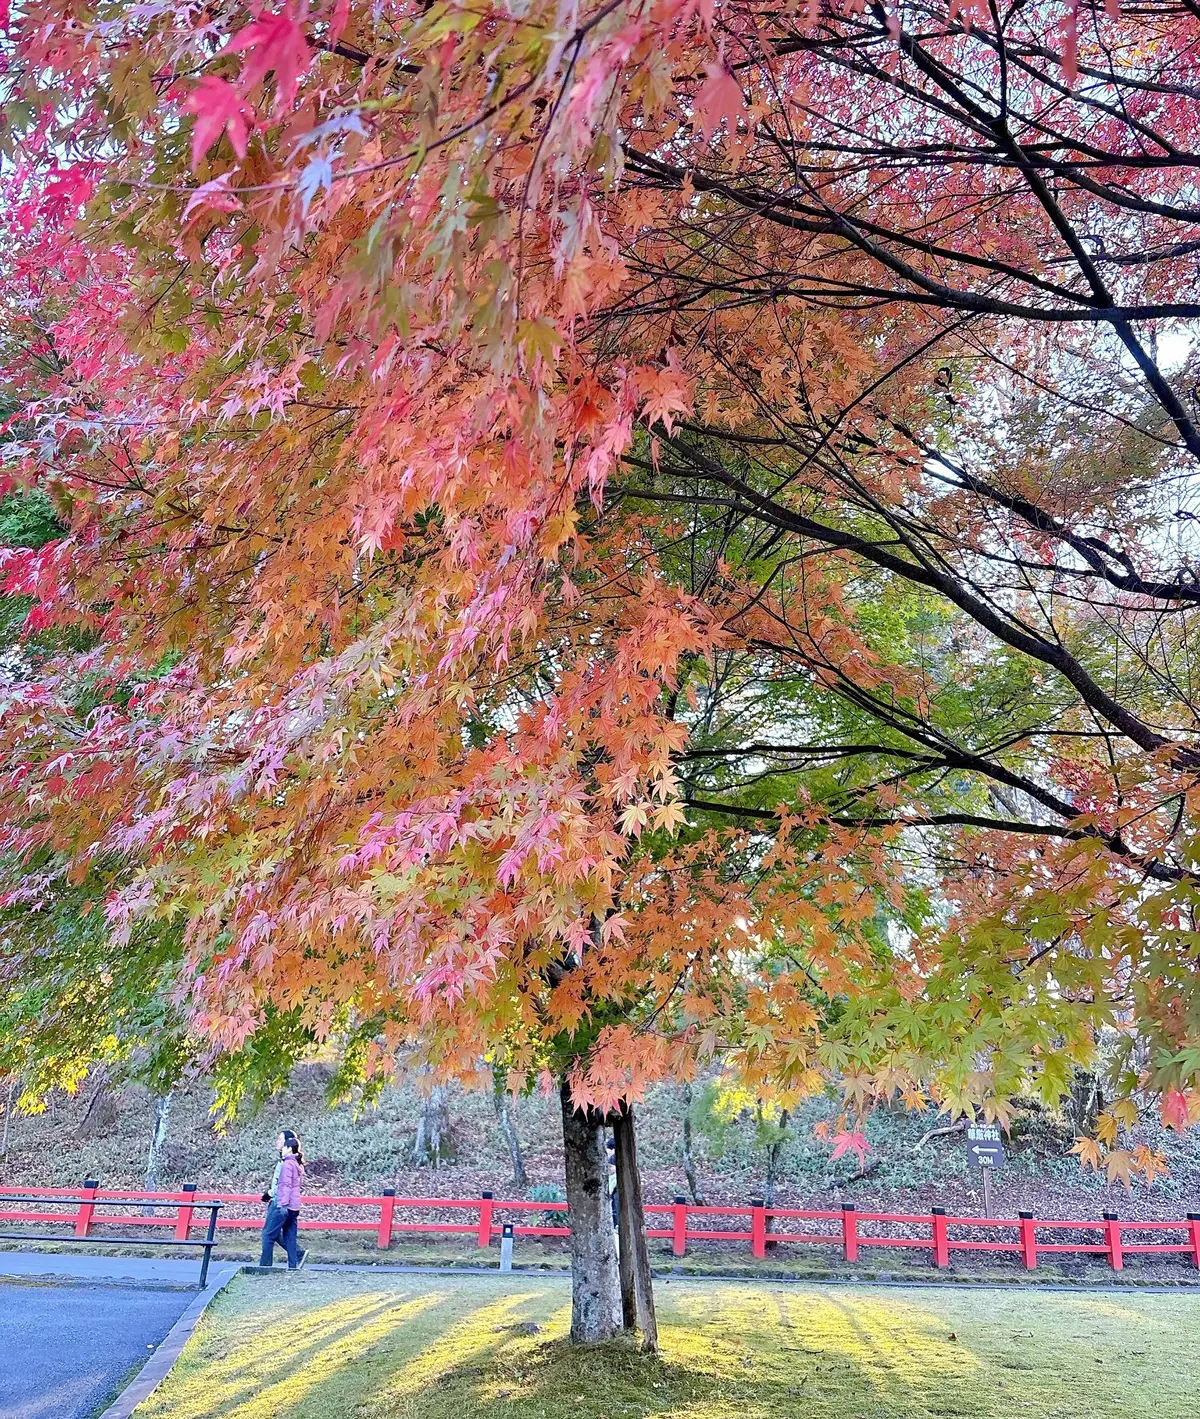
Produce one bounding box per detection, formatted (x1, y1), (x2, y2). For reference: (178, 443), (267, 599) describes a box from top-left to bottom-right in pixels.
(1110, 1098), (1139, 1129)
(517, 319), (562, 361)
(1104, 1148), (1133, 1190)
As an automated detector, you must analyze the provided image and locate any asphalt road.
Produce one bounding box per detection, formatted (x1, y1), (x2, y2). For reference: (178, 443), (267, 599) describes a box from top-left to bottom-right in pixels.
(0, 1282), (192, 1419)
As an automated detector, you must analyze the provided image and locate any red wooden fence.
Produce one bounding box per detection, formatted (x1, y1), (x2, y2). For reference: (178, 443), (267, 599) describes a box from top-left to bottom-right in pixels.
(3, 1184), (1199, 1272)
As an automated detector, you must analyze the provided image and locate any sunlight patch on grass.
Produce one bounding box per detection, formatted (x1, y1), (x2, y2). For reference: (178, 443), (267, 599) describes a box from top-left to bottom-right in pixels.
(138, 1287), (458, 1419)
(137, 1273), (1200, 1419)
(363, 1291), (572, 1407)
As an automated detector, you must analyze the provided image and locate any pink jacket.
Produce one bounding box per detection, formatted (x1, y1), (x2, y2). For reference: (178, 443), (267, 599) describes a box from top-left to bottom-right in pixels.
(276, 1154), (304, 1211)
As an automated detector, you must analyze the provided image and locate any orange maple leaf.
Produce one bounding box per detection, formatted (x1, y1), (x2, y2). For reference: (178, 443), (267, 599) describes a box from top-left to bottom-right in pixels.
(1070, 1136), (1104, 1172)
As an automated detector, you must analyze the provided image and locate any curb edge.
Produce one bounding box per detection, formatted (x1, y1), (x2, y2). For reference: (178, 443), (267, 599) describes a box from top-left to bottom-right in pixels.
(95, 1266), (245, 1419)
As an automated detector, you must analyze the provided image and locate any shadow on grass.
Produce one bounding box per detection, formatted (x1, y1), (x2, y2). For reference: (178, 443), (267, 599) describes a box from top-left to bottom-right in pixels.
(397, 1329), (731, 1419)
(382, 1285), (979, 1419)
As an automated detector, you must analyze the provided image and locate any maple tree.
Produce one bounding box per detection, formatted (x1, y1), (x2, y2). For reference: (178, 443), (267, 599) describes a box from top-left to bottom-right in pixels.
(2, 0), (1200, 1340)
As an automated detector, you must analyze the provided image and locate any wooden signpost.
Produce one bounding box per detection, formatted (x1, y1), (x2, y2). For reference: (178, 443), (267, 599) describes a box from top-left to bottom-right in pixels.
(966, 1123), (1005, 1218)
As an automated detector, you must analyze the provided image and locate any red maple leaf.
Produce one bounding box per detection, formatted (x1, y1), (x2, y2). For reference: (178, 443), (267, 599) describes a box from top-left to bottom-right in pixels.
(37, 166), (96, 227)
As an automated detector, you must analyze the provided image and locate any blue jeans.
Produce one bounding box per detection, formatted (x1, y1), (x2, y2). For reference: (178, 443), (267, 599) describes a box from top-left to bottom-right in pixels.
(259, 1204), (301, 1267)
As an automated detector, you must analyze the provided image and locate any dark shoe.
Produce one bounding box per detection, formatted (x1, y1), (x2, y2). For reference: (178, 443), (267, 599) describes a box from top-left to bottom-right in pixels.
(290, 1249), (308, 1271)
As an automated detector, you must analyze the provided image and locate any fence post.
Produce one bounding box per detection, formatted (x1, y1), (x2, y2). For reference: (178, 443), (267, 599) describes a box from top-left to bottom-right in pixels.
(174, 1182), (197, 1241)
(198, 1202), (219, 1291)
(1189, 1213), (1200, 1269)
(841, 1203), (858, 1264)
(672, 1195), (688, 1257)
(1103, 1211), (1123, 1271)
(750, 1198), (767, 1259)
(376, 1189), (396, 1250)
(74, 1179), (100, 1239)
(477, 1191), (494, 1248)
(931, 1207), (949, 1269)
(1019, 1210), (1037, 1270)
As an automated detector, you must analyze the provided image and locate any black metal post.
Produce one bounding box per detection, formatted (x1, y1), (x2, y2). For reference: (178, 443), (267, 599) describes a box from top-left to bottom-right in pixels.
(199, 1202), (219, 1289)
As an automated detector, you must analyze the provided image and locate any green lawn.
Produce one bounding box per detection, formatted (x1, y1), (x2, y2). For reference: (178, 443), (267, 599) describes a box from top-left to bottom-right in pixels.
(136, 1272), (1200, 1419)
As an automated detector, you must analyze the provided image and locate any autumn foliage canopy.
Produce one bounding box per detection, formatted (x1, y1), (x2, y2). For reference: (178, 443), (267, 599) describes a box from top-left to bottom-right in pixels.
(3, 0), (1200, 1182)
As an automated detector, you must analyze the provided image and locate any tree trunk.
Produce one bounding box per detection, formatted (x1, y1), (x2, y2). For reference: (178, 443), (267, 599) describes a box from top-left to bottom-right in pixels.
(493, 1065), (528, 1188)
(681, 1083), (706, 1205)
(76, 1072), (119, 1138)
(1067, 1070), (1102, 1136)
(762, 1106), (789, 1242)
(614, 1126), (636, 1334)
(613, 1102), (659, 1352)
(1, 1075), (16, 1160)
(412, 1084), (455, 1167)
(143, 1088), (174, 1202)
(560, 1082), (621, 1344)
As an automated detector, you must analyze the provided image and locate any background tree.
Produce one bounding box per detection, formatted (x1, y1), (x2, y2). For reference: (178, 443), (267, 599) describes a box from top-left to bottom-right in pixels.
(492, 1062), (529, 1190)
(410, 1082), (455, 1168)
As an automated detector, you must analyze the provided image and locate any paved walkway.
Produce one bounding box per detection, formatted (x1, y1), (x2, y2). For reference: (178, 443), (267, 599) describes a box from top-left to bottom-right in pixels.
(0, 1254), (242, 1419)
(0, 1282), (193, 1419)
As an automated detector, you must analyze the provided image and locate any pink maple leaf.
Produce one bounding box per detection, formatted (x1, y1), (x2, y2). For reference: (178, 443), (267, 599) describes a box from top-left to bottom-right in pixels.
(184, 77), (254, 169)
(37, 166), (96, 226)
(1161, 1088), (1189, 1130)
(183, 176), (242, 224)
(222, 6), (313, 115)
(694, 62), (745, 143)
(829, 1129), (869, 1165)
(326, 0), (350, 46)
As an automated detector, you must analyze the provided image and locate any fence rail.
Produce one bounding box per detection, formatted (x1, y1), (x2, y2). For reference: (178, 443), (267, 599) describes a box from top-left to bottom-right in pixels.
(2, 1184), (1199, 1273)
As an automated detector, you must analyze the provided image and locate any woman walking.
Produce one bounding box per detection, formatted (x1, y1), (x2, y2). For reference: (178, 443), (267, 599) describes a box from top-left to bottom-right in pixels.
(259, 1131), (307, 1269)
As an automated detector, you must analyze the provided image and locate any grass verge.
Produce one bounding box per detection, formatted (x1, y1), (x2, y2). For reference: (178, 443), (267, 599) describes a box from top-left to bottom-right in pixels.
(134, 1270), (1200, 1419)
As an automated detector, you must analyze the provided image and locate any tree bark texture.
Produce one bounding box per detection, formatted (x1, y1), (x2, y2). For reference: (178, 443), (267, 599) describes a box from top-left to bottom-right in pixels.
(615, 1130), (637, 1333)
(560, 1081), (621, 1344)
(613, 1101), (659, 1352)
(0, 1075), (16, 1159)
(76, 1073), (119, 1138)
(1068, 1070), (1102, 1136)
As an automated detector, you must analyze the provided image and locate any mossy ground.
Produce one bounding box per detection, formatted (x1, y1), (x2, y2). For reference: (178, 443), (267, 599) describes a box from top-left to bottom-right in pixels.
(136, 1271), (1200, 1419)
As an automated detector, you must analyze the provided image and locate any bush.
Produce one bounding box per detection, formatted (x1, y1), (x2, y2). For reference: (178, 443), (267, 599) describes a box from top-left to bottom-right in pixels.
(526, 1182), (566, 1227)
